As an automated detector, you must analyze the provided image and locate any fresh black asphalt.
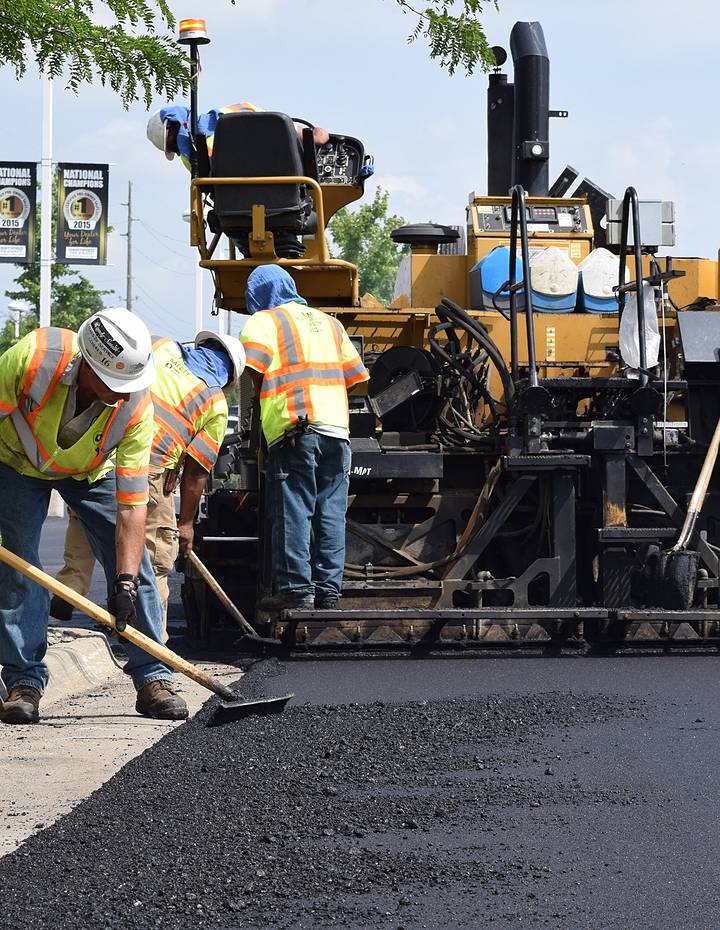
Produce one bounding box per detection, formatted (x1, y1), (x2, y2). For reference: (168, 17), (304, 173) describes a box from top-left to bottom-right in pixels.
(3, 610), (720, 930)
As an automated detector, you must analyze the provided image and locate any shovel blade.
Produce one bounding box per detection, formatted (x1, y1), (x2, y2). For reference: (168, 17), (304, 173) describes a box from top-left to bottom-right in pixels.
(208, 692), (294, 726)
(662, 550), (700, 610)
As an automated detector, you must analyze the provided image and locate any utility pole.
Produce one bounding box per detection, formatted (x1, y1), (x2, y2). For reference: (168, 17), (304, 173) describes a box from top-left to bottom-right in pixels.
(39, 73), (53, 327)
(122, 181), (134, 311)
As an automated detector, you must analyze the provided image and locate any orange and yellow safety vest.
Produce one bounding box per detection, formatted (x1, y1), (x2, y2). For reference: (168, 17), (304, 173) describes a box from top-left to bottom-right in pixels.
(149, 337), (228, 472)
(0, 328), (153, 506)
(240, 301), (369, 446)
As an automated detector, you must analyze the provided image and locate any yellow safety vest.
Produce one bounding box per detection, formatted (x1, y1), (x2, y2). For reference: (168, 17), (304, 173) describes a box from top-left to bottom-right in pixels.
(240, 302), (369, 446)
(150, 337), (228, 471)
(0, 328), (154, 506)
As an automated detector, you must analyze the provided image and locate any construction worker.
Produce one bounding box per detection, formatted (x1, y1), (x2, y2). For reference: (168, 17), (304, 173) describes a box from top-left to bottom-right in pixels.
(0, 309), (188, 725)
(240, 265), (369, 611)
(50, 331), (246, 638)
(146, 104), (330, 170)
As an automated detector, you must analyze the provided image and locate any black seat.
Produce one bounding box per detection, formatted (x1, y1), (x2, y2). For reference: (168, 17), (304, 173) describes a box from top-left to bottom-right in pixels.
(210, 111), (317, 257)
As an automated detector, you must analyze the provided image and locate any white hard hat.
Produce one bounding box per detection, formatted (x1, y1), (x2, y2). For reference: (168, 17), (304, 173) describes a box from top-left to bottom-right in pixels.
(146, 110), (175, 160)
(78, 308), (156, 392)
(195, 331), (247, 387)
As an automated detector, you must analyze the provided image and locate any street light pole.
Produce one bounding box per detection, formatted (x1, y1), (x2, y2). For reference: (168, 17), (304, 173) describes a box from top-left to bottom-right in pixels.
(39, 73), (53, 328)
(7, 300), (29, 339)
(182, 208), (204, 336)
(123, 180), (134, 311)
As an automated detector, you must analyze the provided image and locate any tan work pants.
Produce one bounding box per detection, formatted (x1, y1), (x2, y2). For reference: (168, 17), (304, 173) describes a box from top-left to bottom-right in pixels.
(57, 466), (180, 638)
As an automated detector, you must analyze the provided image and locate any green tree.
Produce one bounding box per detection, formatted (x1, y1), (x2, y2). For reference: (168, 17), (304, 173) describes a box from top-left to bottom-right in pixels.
(2, 263), (111, 355)
(394, 0), (498, 74)
(1, 1), (188, 107)
(0, 2), (497, 111)
(329, 190), (408, 304)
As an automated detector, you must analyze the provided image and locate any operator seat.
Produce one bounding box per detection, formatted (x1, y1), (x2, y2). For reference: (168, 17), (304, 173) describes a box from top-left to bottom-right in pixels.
(209, 111), (317, 259)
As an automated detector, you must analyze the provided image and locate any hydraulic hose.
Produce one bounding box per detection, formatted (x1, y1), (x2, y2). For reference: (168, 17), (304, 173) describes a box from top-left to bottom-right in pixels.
(436, 298), (515, 406)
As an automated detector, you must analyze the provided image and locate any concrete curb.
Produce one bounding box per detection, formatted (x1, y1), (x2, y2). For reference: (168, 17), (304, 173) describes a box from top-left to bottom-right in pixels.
(0, 626), (123, 704)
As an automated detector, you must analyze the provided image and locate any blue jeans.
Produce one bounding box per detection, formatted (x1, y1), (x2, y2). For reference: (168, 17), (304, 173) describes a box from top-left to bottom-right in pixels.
(266, 433), (351, 600)
(0, 462), (172, 694)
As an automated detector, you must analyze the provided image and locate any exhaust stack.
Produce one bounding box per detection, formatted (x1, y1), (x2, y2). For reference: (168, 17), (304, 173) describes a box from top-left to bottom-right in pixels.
(487, 47), (514, 196)
(509, 21), (550, 196)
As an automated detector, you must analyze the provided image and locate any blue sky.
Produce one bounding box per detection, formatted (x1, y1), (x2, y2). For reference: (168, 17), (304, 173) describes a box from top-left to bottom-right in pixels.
(0, 0), (717, 340)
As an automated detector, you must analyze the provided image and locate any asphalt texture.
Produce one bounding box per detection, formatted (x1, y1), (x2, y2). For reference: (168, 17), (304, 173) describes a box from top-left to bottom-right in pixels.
(3, 648), (720, 929)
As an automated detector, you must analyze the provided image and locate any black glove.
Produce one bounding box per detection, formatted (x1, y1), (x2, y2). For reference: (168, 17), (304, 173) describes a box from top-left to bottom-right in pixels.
(108, 574), (139, 633)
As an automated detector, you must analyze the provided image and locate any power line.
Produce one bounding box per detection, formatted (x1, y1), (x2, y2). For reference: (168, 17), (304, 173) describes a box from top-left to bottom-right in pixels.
(138, 221), (193, 259)
(133, 284), (186, 330)
(133, 246), (195, 277)
(137, 218), (189, 246)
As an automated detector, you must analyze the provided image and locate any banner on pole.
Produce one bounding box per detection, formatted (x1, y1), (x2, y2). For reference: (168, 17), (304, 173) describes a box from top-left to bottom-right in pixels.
(0, 162), (37, 263)
(56, 163), (109, 265)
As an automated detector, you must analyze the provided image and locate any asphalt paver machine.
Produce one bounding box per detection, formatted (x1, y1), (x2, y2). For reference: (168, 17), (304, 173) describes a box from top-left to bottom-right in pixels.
(182, 20), (720, 652)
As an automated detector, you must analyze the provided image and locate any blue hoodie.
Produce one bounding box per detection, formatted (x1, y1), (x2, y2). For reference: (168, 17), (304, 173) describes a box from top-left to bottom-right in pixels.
(245, 265), (308, 315)
(178, 344), (233, 389)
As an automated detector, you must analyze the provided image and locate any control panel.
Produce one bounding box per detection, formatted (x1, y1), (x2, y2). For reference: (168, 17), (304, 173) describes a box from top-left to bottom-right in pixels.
(475, 201), (589, 235)
(316, 134), (370, 186)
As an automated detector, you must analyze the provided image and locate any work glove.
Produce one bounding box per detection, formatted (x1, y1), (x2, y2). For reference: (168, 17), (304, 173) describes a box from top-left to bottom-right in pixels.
(108, 574), (139, 633)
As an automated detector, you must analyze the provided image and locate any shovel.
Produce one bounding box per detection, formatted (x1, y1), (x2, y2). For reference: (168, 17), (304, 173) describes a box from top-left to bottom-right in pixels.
(187, 550), (283, 654)
(0, 545), (293, 723)
(658, 414), (720, 610)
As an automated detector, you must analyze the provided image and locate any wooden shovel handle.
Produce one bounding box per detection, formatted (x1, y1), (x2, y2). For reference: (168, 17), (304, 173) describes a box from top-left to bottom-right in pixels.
(188, 550), (257, 637)
(0, 544), (236, 703)
(675, 415), (720, 550)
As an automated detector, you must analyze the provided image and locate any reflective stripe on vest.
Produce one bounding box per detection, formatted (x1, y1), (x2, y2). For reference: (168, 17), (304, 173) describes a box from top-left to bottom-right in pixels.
(150, 337), (225, 468)
(259, 307), (345, 422)
(248, 303), (362, 446)
(9, 328), (149, 476)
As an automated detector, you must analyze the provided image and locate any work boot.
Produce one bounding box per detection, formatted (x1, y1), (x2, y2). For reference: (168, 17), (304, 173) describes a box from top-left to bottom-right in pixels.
(135, 680), (189, 720)
(49, 595), (74, 622)
(1, 685), (41, 724)
(315, 596), (339, 610)
(260, 592), (315, 612)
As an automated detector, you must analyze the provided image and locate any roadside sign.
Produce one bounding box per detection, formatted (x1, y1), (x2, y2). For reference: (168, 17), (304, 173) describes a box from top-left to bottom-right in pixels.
(0, 161), (37, 263)
(56, 163), (109, 265)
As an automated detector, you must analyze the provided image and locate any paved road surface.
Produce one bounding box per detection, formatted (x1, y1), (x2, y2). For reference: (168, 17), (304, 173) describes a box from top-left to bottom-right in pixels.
(1, 516), (717, 928)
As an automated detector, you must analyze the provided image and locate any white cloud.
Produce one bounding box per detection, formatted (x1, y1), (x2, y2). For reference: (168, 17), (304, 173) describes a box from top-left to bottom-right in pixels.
(378, 175), (427, 198)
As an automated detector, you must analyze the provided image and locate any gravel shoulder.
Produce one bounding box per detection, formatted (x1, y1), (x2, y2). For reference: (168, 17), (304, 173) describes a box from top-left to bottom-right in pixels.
(0, 516), (239, 856)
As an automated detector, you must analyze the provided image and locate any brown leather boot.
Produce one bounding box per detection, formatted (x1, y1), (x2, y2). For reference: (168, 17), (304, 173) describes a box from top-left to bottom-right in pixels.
(135, 680), (188, 720)
(1, 685), (41, 724)
(49, 595), (74, 622)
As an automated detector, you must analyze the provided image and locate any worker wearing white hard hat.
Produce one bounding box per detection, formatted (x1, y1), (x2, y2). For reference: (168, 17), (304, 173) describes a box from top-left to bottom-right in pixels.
(0, 308), (188, 726)
(51, 328), (247, 638)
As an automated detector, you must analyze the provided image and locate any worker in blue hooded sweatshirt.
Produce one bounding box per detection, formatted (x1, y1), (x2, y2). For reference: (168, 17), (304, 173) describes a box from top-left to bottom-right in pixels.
(240, 265), (369, 612)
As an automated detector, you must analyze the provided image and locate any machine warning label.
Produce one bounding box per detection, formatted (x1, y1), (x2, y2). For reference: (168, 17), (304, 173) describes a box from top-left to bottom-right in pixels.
(545, 326), (557, 362)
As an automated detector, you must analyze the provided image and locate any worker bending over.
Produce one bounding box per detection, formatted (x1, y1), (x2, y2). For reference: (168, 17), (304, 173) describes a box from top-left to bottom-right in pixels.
(51, 331), (246, 638)
(240, 265), (369, 611)
(146, 104), (330, 169)
(0, 309), (187, 724)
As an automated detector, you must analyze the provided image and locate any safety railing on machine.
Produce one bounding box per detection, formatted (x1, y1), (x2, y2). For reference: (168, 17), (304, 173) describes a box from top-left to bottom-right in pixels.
(615, 186), (649, 386)
(507, 184), (540, 389)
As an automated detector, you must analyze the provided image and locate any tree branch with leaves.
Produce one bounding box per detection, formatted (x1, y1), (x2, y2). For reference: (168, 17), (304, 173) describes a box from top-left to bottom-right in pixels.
(0, 0), (188, 107)
(393, 0), (498, 74)
(1, 2), (499, 113)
